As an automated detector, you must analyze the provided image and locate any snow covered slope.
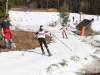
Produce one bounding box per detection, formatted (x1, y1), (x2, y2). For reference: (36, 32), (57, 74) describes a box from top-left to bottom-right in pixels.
(0, 11), (100, 75)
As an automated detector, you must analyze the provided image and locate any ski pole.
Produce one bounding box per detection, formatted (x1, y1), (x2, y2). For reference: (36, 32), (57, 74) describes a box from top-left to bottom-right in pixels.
(52, 34), (72, 51)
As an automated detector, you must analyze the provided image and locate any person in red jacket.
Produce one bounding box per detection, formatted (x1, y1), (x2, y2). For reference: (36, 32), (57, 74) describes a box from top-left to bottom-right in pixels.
(34, 25), (52, 56)
(1, 15), (13, 50)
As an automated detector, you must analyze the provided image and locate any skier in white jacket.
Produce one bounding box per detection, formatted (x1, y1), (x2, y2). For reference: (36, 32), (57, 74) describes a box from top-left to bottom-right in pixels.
(34, 25), (52, 56)
(60, 25), (68, 39)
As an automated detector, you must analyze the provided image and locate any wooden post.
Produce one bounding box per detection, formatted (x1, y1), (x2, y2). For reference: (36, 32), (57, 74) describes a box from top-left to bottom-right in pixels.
(79, 12), (82, 23)
(6, 0), (8, 15)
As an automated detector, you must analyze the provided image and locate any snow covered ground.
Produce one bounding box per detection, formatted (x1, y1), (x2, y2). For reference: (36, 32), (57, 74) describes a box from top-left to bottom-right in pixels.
(0, 11), (100, 75)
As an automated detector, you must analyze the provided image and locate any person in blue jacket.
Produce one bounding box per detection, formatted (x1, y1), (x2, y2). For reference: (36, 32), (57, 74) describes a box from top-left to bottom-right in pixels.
(1, 15), (13, 50)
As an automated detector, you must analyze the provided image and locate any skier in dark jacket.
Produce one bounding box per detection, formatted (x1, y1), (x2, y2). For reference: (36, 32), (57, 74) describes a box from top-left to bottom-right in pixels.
(1, 15), (13, 49)
(34, 25), (52, 56)
(72, 16), (75, 22)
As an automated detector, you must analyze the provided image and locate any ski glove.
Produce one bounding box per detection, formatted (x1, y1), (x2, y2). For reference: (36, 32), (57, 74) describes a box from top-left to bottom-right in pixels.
(33, 35), (37, 39)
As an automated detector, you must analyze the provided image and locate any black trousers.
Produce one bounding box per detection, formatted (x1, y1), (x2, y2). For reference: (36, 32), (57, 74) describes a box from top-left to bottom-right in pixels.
(38, 38), (51, 54)
(38, 38), (48, 49)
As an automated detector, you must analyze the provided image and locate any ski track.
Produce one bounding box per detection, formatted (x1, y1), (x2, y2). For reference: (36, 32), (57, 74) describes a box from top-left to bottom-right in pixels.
(0, 11), (100, 75)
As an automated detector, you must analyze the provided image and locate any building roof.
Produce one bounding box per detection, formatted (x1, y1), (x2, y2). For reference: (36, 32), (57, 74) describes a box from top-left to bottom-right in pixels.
(76, 19), (92, 30)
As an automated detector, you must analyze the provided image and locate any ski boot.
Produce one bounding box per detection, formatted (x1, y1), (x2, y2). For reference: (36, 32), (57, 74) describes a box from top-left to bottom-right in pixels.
(66, 35), (68, 39)
(47, 50), (52, 56)
(42, 52), (45, 55)
(48, 53), (52, 56)
(63, 36), (64, 38)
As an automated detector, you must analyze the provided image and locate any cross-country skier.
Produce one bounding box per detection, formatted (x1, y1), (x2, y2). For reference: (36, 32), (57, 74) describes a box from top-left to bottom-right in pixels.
(60, 25), (68, 39)
(34, 25), (52, 56)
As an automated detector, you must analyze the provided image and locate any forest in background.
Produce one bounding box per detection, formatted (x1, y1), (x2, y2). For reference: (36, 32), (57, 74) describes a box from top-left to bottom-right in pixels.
(0, 0), (100, 18)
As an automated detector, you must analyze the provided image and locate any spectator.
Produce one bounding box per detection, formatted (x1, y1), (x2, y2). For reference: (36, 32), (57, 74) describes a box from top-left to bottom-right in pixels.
(72, 16), (75, 22)
(1, 15), (13, 50)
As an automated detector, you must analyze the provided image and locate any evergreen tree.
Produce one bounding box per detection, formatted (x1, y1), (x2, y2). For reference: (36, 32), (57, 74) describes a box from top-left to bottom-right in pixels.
(59, 1), (70, 26)
(0, 0), (6, 18)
